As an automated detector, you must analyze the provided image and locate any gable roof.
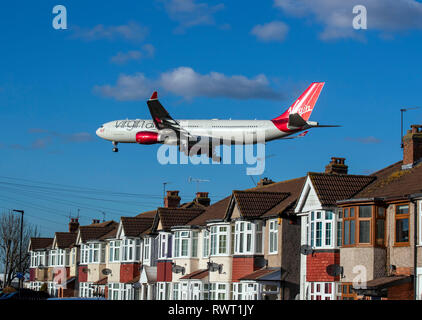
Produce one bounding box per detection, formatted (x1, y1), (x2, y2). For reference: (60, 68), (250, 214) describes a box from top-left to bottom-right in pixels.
(229, 191), (290, 219)
(120, 216), (155, 237)
(308, 172), (376, 206)
(179, 269), (209, 280)
(153, 207), (205, 232)
(351, 160), (422, 200)
(55, 232), (77, 249)
(187, 196), (231, 226)
(29, 238), (54, 251)
(78, 220), (118, 242)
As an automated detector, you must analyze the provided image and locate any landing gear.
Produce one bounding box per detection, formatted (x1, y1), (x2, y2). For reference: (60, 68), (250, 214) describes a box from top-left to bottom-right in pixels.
(112, 141), (119, 153)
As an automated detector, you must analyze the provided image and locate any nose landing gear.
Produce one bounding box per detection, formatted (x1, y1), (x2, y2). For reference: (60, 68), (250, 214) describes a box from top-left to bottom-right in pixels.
(112, 141), (119, 152)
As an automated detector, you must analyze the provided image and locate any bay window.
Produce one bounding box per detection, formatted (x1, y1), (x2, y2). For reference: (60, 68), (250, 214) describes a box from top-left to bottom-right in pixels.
(143, 237), (151, 264)
(122, 238), (142, 262)
(173, 230), (199, 258)
(80, 244), (89, 264)
(157, 282), (170, 300)
(342, 204), (387, 247)
(308, 282), (340, 300)
(309, 211), (335, 248)
(210, 225), (230, 256)
(172, 283), (179, 300)
(234, 221), (263, 255)
(233, 282), (260, 300)
(269, 220), (278, 254)
(109, 240), (121, 262)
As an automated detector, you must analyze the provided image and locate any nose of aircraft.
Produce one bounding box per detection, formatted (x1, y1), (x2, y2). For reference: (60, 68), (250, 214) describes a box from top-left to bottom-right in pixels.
(96, 126), (104, 138)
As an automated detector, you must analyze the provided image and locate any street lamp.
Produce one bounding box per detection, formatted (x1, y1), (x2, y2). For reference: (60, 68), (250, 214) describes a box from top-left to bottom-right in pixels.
(12, 209), (24, 289)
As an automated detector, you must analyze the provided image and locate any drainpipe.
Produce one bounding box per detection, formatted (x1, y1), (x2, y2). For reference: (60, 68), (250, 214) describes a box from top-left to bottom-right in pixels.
(410, 198), (418, 300)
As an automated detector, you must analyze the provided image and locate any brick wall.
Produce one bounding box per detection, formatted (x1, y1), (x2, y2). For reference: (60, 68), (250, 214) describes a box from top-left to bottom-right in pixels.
(29, 268), (35, 281)
(78, 266), (88, 283)
(120, 263), (140, 283)
(157, 261), (172, 282)
(232, 257), (262, 282)
(387, 282), (414, 300)
(306, 251), (340, 282)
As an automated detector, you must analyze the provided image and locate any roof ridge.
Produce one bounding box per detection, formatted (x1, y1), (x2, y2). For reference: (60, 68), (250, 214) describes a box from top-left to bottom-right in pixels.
(369, 160), (402, 176)
(308, 172), (375, 178)
(246, 176), (306, 191)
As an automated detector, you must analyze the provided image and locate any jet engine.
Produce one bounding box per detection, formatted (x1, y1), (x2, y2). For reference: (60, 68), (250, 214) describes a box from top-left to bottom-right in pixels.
(135, 131), (161, 144)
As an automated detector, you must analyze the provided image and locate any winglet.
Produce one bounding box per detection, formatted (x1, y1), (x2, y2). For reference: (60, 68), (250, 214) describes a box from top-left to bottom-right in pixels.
(150, 91), (158, 100)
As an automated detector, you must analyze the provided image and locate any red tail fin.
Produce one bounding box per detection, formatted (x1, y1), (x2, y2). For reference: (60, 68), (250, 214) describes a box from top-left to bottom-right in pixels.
(273, 82), (325, 121)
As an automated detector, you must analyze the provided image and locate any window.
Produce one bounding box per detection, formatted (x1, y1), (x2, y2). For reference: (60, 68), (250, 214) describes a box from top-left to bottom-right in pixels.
(192, 232), (198, 257)
(308, 282), (339, 300)
(233, 282), (260, 300)
(210, 225), (230, 256)
(341, 283), (357, 300)
(337, 209), (343, 247)
(109, 240), (121, 262)
(122, 238), (142, 262)
(174, 231), (190, 258)
(395, 204), (410, 245)
(143, 237), (151, 263)
(80, 244), (89, 265)
(202, 230), (209, 258)
(376, 207), (386, 246)
(210, 283), (229, 300)
(172, 283), (179, 300)
(234, 221), (263, 255)
(157, 282), (170, 300)
(269, 220), (278, 254)
(309, 211), (335, 249)
(79, 282), (94, 298)
(159, 233), (171, 259)
(343, 207), (356, 245)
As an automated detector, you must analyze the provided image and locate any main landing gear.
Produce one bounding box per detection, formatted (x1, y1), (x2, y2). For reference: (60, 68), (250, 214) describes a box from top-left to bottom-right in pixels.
(112, 141), (119, 152)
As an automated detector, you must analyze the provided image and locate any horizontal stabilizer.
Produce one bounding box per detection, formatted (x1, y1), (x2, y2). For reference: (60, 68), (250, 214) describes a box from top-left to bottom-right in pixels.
(288, 113), (307, 129)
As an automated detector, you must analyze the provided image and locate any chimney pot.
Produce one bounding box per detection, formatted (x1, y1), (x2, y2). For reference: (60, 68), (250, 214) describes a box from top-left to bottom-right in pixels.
(92, 219), (100, 224)
(69, 218), (79, 233)
(257, 177), (275, 187)
(325, 157), (348, 175)
(195, 192), (210, 207)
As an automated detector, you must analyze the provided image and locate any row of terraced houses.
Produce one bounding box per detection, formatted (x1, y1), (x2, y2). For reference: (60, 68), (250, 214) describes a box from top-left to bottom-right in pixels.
(27, 125), (422, 300)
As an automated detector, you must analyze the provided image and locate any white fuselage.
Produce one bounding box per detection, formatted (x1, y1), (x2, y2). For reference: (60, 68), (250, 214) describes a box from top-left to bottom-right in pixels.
(96, 119), (294, 145)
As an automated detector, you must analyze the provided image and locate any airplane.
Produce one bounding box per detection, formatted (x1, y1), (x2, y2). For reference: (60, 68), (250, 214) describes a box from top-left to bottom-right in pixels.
(96, 82), (339, 161)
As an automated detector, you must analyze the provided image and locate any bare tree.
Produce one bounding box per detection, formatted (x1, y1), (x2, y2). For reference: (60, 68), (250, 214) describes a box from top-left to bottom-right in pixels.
(0, 210), (39, 288)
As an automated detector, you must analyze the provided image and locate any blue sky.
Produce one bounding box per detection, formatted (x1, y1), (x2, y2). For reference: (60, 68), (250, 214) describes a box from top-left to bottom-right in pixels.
(1, 0), (422, 236)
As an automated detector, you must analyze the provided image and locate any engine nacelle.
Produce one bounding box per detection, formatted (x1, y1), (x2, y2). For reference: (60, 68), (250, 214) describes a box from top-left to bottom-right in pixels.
(136, 131), (160, 144)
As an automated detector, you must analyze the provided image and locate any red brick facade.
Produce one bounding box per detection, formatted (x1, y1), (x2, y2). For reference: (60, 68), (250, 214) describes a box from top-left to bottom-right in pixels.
(232, 257), (262, 282)
(78, 266), (88, 283)
(157, 261), (173, 282)
(306, 251), (340, 282)
(29, 268), (35, 281)
(120, 263), (140, 283)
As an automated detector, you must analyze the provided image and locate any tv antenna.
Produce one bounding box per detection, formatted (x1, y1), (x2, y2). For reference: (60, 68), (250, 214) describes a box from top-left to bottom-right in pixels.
(400, 107), (420, 148)
(188, 177), (210, 193)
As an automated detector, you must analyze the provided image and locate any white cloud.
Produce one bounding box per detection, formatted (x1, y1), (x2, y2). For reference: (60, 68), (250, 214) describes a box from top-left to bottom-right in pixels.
(274, 0), (422, 40)
(159, 0), (224, 32)
(94, 67), (283, 101)
(251, 21), (289, 42)
(71, 21), (148, 42)
(110, 44), (155, 64)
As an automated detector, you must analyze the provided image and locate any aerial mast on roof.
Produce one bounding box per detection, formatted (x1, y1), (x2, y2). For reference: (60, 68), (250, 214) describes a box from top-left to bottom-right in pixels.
(188, 177), (210, 194)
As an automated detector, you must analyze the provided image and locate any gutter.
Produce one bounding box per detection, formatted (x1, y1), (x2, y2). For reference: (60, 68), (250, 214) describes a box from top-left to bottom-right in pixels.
(409, 193), (422, 300)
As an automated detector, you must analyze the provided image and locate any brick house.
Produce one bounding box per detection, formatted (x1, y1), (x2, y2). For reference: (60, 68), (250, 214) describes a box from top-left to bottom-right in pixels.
(28, 237), (53, 292)
(294, 157), (376, 300)
(336, 125), (422, 300)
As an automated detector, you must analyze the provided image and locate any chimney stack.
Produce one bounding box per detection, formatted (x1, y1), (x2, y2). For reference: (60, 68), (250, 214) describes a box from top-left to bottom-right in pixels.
(164, 190), (181, 208)
(257, 177), (275, 187)
(92, 219), (101, 224)
(402, 125), (422, 169)
(325, 157), (348, 175)
(69, 218), (79, 233)
(195, 192), (210, 207)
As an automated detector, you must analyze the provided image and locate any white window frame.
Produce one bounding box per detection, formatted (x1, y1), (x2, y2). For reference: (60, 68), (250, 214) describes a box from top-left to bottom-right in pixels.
(268, 219), (278, 254)
(233, 282), (260, 300)
(109, 240), (121, 263)
(80, 244), (89, 265)
(143, 237), (151, 264)
(209, 224), (231, 256)
(158, 232), (171, 259)
(79, 282), (94, 298)
(172, 282), (180, 300)
(157, 282), (171, 300)
(121, 238), (141, 263)
(210, 282), (229, 300)
(234, 221), (263, 255)
(307, 282), (340, 300)
(419, 201), (422, 246)
(202, 230), (209, 258)
(308, 210), (336, 249)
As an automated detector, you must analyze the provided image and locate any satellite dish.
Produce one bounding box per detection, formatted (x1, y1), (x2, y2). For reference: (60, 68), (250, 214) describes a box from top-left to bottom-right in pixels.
(102, 268), (112, 276)
(300, 245), (314, 256)
(207, 262), (223, 274)
(326, 264), (343, 277)
(172, 265), (186, 275)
